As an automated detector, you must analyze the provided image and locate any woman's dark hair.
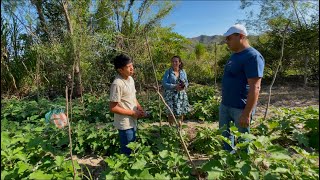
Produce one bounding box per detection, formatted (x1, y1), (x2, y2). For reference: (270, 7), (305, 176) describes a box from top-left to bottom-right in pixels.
(171, 55), (183, 69)
(113, 54), (132, 69)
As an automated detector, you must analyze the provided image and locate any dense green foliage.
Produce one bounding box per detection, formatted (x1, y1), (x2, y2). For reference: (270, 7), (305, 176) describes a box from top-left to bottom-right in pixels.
(1, 0), (319, 178)
(1, 93), (319, 179)
(1, 0), (318, 97)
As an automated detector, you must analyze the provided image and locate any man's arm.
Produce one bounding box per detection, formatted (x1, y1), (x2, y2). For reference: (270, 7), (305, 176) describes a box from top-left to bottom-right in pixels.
(109, 102), (139, 118)
(240, 77), (261, 128)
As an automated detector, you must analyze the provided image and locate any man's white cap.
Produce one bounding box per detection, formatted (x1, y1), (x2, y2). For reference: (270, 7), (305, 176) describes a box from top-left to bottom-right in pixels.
(223, 24), (248, 37)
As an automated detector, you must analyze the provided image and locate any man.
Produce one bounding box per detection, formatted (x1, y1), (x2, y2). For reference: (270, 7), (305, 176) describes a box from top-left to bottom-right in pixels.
(219, 24), (265, 153)
(109, 54), (146, 155)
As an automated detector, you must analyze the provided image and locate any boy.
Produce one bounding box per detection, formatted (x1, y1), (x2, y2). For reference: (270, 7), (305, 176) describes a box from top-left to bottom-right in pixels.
(109, 54), (146, 155)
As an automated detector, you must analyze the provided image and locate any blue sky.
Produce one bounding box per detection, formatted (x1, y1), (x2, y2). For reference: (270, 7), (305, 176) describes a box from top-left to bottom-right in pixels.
(161, 1), (257, 38)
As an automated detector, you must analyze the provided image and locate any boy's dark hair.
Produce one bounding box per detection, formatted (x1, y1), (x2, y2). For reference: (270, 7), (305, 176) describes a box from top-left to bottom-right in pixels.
(113, 54), (132, 69)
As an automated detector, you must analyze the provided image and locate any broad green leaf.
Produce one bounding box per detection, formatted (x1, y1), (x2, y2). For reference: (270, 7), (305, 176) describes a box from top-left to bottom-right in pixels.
(30, 115), (40, 121)
(274, 167), (289, 173)
(33, 127), (44, 132)
(250, 170), (259, 180)
(12, 147), (24, 155)
(105, 174), (115, 180)
(236, 161), (251, 176)
(241, 133), (256, 140)
(230, 126), (238, 132)
(55, 156), (64, 167)
(92, 142), (98, 150)
(17, 161), (32, 174)
(293, 132), (309, 147)
(104, 157), (115, 168)
(290, 146), (310, 157)
(14, 152), (28, 161)
(159, 150), (169, 159)
(269, 153), (291, 160)
(218, 135), (232, 146)
(264, 172), (280, 180)
(126, 142), (140, 151)
(29, 170), (54, 179)
(139, 169), (153, 179)
(235, 142), (249, 148)
(131, 159), (147, 169)
(202, 159), (222, 171)
(257, 136), (271, 145)
(64, 160), (80, 172)
(267, 145), (288, 154)
(87, 133), (97, 139)
(268, 121), (279, 129)
(207, 167), (224, 179)
(154, 173), (170, 179)
(169, 152), (179, 160)
(124, 170), (134, 179)
(253, 141), (263, 149)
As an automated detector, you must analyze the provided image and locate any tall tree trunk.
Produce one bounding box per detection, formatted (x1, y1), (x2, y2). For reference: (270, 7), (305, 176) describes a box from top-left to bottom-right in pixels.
(36, 53), (40, 101)
(303, 55), (309, 87)
(291, 0), (302, 28)
(31, 0), (50, 40)
(2, 61), (17, 91)
(62, 0), (82, 99)
(291, 0), (309, 87)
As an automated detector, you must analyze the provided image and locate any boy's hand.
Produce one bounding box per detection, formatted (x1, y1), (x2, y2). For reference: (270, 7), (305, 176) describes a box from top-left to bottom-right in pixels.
(138, 109), (146, 118)
(131, 109), (145, 118)
(131, 110), (140, 118)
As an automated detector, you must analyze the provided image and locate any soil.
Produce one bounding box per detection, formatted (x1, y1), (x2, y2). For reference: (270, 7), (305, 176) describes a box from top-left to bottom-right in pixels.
(75, 83), (319, 179)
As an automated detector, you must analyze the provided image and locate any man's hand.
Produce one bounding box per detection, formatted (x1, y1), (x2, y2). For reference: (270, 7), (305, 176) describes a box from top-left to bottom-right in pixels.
(239, 113), (250, 128)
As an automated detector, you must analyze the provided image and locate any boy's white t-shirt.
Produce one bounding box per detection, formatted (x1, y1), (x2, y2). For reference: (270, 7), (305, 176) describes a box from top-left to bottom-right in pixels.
(109, 74), (137, 130)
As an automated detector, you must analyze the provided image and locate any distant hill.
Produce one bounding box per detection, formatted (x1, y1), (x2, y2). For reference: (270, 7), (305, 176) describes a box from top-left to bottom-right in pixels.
(188, 35), (225, 45)
(187, 34), (259, 48)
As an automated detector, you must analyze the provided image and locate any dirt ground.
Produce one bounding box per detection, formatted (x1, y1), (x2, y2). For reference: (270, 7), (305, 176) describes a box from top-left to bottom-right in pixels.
(76, 83), (319, 179)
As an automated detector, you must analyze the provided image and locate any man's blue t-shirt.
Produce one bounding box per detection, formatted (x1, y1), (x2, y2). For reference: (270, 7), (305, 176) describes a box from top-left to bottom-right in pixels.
(221, 47), (265, 109)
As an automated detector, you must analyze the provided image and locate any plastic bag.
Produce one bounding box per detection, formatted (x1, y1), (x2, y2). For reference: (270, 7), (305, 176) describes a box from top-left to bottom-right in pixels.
(45, 108), (68, 129)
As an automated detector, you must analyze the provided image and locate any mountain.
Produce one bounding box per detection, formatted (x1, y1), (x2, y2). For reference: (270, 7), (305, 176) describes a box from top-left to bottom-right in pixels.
(186, 34), (259, 48)
(188, 35), (225, 46)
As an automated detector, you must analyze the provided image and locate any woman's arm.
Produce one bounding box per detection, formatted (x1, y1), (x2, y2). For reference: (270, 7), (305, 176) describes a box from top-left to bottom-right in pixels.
(183, 69), (189, 88)
(162, 69), (177, 90)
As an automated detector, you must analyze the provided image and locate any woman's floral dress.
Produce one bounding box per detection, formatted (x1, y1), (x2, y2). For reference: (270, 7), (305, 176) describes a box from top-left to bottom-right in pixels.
(162, 68), (191, 116)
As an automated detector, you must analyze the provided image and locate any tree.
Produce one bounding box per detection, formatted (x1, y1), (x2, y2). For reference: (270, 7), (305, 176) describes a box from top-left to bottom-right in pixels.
(240, 0), (319, 86)
(194, 43), (206, 61)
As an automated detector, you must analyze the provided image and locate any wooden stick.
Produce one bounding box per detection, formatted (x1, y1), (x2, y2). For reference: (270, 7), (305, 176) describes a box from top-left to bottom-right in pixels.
(66, 86), (77, 179)
(264, 21), (291, 120)
(144, 34), (162, 134)
(145, 34), (200, 179)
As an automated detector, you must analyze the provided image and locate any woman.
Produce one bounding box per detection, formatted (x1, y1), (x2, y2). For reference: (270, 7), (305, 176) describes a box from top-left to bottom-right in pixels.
(162, 55), (190, 128)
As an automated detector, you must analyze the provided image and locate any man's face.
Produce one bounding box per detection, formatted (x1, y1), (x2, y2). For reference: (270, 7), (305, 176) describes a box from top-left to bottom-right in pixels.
(225, 33), (241, 51)
(118, 62), (134, 77)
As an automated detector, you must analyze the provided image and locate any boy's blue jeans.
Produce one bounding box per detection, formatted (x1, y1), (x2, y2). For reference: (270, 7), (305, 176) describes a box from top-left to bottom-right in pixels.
(219, 103), (255, 152)
(118, 128), (136, 156)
